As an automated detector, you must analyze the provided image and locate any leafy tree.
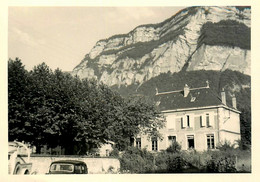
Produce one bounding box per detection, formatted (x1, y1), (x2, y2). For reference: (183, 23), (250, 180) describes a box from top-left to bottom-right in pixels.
(8, 58), (30, 142)
(8, 58), (165, 154)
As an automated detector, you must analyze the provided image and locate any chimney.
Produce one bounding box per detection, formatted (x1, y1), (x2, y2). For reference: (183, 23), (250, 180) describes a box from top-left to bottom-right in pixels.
(206, 80), (209, 88)
(221, 88), (226, 105)
(184, 84), (190, 97)
(232, 95), (237, 109)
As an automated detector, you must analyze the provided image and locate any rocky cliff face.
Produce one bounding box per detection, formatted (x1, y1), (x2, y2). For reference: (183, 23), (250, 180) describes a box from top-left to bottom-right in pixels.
(72, 6), (251, 86)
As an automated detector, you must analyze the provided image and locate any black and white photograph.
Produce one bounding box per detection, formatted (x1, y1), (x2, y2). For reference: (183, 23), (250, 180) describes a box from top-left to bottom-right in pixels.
(1, 0), (259, 181)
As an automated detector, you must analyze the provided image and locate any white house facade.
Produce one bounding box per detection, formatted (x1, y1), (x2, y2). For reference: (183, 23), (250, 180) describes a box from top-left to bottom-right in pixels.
(135, 82), (241, 152)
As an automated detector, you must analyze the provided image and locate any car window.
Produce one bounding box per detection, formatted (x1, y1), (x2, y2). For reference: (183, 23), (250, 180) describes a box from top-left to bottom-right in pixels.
(50, 163), (74, 172)
(74, 165), (81, 173)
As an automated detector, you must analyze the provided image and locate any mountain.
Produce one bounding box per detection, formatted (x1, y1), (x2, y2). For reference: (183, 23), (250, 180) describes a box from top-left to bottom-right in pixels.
(71, 6), (251, 87)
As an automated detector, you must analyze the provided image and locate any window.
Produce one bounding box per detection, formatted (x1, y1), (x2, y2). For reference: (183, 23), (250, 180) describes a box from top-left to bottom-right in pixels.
(136, 138), (141, 149)
(181, 115), (194, 129)
(152, 137), (158, 151)
(187, 135), (195, 149)
(207, 134), (215, 149)
(168, 136), (176, 146)
(200, 113), (214, 128)
(187, 115), (190, 127)
(50, 164), (74, 172)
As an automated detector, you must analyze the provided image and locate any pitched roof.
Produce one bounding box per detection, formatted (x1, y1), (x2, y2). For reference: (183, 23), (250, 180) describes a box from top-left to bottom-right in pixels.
(156, 87), (235, 112)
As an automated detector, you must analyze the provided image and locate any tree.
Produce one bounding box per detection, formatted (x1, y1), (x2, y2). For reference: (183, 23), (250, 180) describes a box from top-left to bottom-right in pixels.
(8, 58), (30, 142)
(8, 59), (165, 154)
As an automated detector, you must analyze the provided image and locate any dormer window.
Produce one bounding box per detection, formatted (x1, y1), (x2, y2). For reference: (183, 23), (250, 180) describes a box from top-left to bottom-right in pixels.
(191, 97), (196, 102)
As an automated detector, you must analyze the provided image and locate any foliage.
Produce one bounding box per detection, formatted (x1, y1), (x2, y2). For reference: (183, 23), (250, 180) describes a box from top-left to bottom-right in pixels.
(199, 20), (250, 50)
(8, 58), (31, 143)
(166, 154), (186, 173)
(205, 154), (237, 173)
(118, 146), (250, 173)
(119, 146), (155, 173)
(216, 140), (236, 151)
(154, 151), (169, 172)
(155, 151), (188, 173)
(8, 58), (164, 154)
(166, 141), (181, 153)
(109, 147), (119, 157)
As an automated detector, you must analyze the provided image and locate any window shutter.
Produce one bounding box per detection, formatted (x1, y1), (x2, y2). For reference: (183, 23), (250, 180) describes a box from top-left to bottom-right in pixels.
(190, 114), (194, 128)
(209, 113), (214, 127)
(183, 116), (187, 127)
(202, 114), (206, 127)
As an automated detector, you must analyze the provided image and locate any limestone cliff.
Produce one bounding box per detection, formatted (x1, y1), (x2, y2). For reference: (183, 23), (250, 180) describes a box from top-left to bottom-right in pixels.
(72, 6), (251, 86)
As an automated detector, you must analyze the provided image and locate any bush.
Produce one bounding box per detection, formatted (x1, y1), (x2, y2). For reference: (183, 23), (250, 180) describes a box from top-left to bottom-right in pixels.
(181, 150), (201, 169)
(217, 140), (235, 152)
(154, 151), (170, 172)
(109, 147), (119, 157)
(166, 154), (186, 173)
(119, 146), (155, 173)
(205, 155), (237, 173)
(166, 141), (181, 153)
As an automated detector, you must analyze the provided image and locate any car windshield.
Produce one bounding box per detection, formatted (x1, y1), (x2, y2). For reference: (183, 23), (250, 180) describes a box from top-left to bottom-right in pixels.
(50, 163), (74, 172)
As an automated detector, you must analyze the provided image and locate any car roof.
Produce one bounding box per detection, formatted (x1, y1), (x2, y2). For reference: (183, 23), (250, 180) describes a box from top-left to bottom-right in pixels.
(51, 160), (87, 165)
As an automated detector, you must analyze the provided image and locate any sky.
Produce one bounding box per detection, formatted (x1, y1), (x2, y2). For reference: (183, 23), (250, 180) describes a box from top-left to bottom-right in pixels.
(8, 6), (186, 72)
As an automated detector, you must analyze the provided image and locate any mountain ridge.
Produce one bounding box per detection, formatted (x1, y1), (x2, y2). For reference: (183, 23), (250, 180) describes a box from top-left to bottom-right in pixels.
(71, 6), (251, 87)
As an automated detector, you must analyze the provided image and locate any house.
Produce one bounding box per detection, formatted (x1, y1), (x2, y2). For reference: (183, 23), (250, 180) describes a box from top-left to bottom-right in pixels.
(135, 81), (241, 151)
(97, 140), (115, 157)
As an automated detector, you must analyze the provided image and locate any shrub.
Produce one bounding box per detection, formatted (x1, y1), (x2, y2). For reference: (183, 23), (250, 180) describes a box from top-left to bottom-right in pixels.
(154, 151), (170, 172)
(166, 154), (186, 173)
(181, 150), (201, 169)
(110, 147), (119, 157)
(205, 155), (237, 173)
(216, 140), (235, 152)
(119, 146), (155, 173)
(166, 141), (181, 153)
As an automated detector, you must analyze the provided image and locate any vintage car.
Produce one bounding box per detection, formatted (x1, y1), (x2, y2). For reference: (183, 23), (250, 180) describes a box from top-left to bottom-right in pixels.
(8, 141), (32, 175)
(47, 160), (88, 174)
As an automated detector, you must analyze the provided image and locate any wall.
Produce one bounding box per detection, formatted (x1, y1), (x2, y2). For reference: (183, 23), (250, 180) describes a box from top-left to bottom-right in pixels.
(218, 108), (240, 133)
(136, 108), (220, 151)
(218, 107), (241, 146)
(22, 156), (120, 174)
(219, 131), (241, 145)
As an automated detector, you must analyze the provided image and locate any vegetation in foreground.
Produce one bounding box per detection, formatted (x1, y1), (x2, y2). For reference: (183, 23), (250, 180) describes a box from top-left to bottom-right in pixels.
(8, 58), (165, 154)
(117, 141), (251, 173)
